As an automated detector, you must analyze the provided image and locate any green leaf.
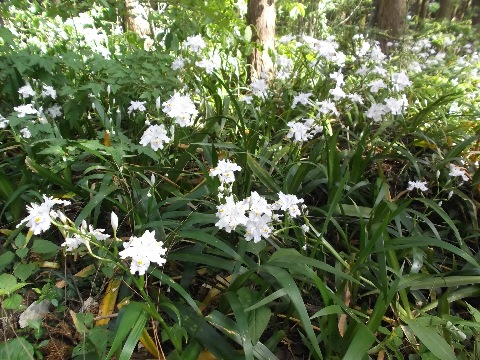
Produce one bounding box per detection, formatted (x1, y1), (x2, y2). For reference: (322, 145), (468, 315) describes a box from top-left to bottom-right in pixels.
(74, 184), (118, 226)
(32, 239), (59, 254)
(2, 294), (24, 310)
(249, 306), (271, 344)
(0, 337), (34, 360)
(0, 273), (28, 296)
(0, 251), (15, 272)
(405, 318), (456, 360)
(119, 310), (148, 360)
(246, 154), (280, 193)
(14, 263), (37, 282)
(261, 265), (323, 359)
(225, 292), (254, 360)
(106, 302), (145, 360)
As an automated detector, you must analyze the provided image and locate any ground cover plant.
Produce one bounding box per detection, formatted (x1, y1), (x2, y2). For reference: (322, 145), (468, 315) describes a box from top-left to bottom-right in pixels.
(0, 0), (480, 359)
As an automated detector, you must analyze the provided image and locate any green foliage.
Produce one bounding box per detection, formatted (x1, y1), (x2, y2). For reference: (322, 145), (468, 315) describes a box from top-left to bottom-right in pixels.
(0, 1), (480, 359)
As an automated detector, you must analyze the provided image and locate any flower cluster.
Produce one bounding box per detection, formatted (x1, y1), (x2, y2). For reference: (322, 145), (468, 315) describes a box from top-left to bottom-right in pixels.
(215, 191), (305, 243)
(287, 118), (323, 143)
(407, 180), (428, 192)
(119, 230), (167, 275)
(209, 159), (242, 193)
(62, 221), (109, 252)
(140, 124), (171, 151)
(17, 195), (71, 235)
(128, 100), (147, 115)
(162, 92), (198, 127)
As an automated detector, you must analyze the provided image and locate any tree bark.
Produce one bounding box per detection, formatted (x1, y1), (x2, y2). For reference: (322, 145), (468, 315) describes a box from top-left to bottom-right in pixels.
(472, 0), (480, 26)
(376, 0), (407, 50)
(247, 0), (275, 79)
(437, 0), (454, 20)
(420, 0), (429, 19)
(124, 0), (151, 36)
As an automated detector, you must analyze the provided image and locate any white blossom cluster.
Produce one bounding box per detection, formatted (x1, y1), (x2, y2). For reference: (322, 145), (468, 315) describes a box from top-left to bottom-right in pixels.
(162, 92), (198, 127)
(17, 195), (71, 235)
(211, 160), (307, 243)
(209, 159), (242, 193)
(287, 118), (323, 143)
(62, 221), (109, 252)
(119, 230), (167, 275)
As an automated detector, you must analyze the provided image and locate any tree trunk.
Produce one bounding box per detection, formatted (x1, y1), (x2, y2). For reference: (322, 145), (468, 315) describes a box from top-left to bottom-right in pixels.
(437, 0), (454, 20)
(472, 0), (480, 26)
(247, 0), (275, 79)
(377, 0), (407, 50)
(420, 0), (429, 19)
(124, 0), (151, 36)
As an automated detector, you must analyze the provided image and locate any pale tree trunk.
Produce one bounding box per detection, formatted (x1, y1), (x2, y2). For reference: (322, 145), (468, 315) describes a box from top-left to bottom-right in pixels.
(124, 0), (151, 36)
(437, 0), (454, 20)
(377, 0), (407, 51)
(247, 0), (276, 79)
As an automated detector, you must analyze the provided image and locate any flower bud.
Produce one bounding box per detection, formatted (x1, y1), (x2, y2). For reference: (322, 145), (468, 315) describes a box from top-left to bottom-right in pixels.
(111, 212), (118, 232)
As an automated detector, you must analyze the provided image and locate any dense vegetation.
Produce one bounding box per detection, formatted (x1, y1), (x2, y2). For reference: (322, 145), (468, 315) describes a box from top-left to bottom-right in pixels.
(0, 0), (479, 359)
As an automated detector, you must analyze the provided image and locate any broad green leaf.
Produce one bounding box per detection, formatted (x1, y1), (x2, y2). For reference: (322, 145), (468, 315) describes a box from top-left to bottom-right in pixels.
(249, 306), (271, 344)
(0, 337), (34, 360)
(0, 251), (15, 272)
(14, 263), (37, 282)
(2, 294), (23, 310)
(0, 273), (28, 296)
(32, 239), (59, 254)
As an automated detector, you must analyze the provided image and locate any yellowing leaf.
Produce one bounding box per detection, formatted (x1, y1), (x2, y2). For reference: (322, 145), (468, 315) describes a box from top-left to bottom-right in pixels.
(96, 277), (122, 326)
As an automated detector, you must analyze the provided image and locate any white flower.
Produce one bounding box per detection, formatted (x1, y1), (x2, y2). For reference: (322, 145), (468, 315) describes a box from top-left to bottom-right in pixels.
(287, 121), (311, 143)
(301, 224), (309, 233)
(46, 104), (62, 118)
(329, 71), (344, 87)
(172, 56), (186, 70)
(41, 84), (57, 99)
(184, 34), (206, 54)
(215, 196), (248, 233)
(162, 92), (198, 127)
(0, 115), (8, 129)
(239, 95), (253, 104)
(369, 79), (387, 93)
(18, 84), (35, 99)
(245, 214), (271, 243)
(14, 104), (38, 118)
(209, 159), (242, 186)
(329, 86), (346, 100)
(20, 128), (32, 139)
(392, 71), (411, 91)
(128, 100), (147, 115)
(246, 191), (272, 218)
(448, 164), (469, 181)
(317, 99), (339, 116)
(17, 195), (71, 235)
(62, 234), (84, 252)
(273, 192), (304, 218)
(292, 93), (312, 108)
(139, 124), (171, 151)
(384, 98), (406, 115)
(366, 103), (388, 122)
(348, 93), (364, 104)
(407, 181), (428, 192)
(250, 79), (268, 99)
(119, 230), (167, 275)
(155, 97), (161, 111)
(196, 53), (221, 74)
